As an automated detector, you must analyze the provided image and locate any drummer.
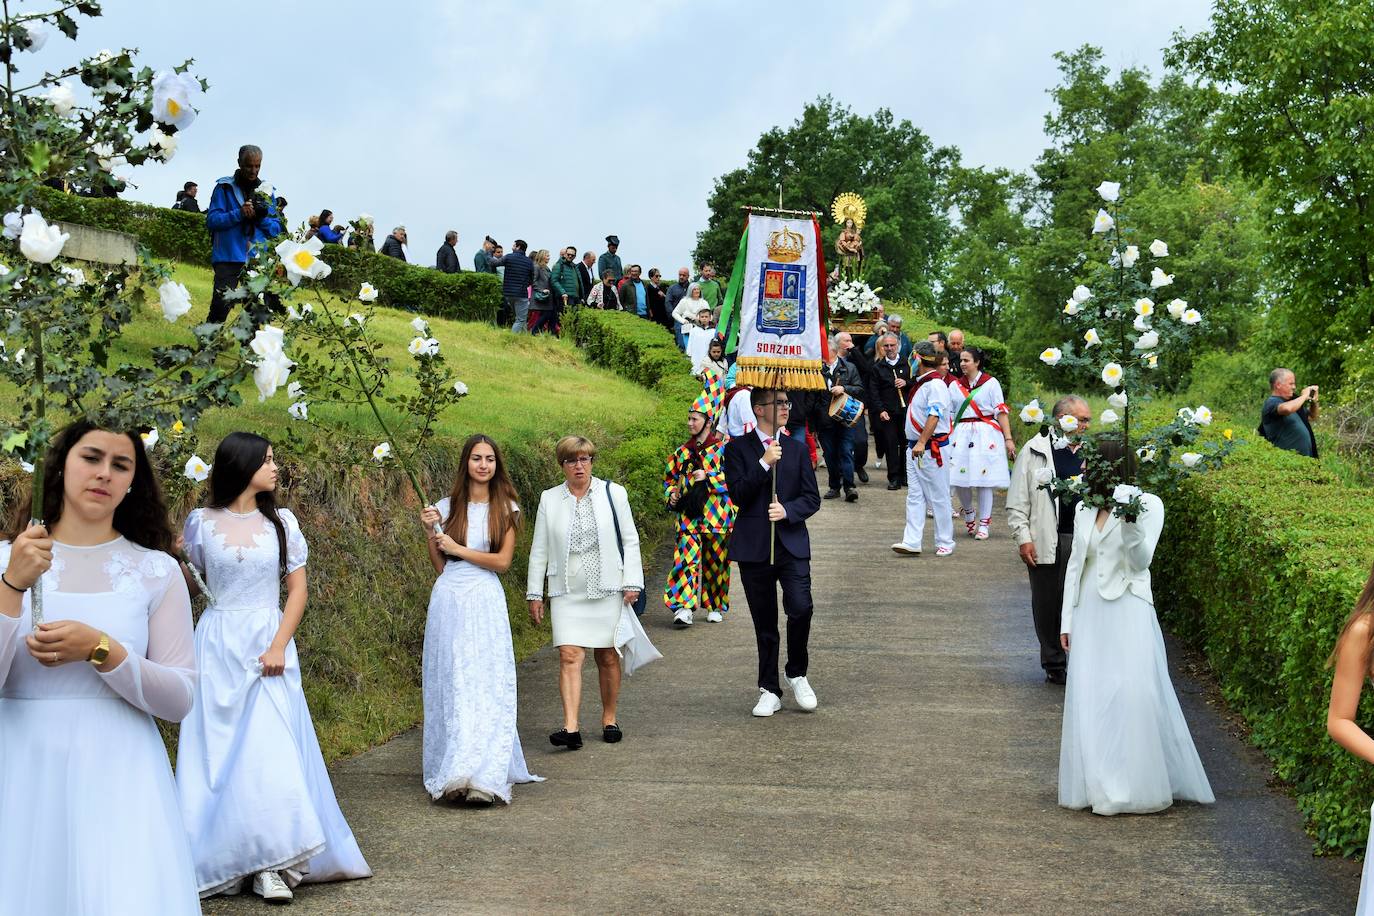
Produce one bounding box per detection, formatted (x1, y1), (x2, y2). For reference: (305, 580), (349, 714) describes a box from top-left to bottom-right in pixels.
(818, 331), (866, 502)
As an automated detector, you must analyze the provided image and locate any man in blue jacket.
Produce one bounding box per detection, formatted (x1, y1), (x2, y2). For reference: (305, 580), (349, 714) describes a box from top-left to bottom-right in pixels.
(205, 145), (282, 323)
(491, 239), (535, 333)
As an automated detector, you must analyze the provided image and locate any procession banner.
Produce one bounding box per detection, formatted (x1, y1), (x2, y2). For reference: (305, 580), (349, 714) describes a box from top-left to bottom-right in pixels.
(723, 214), (829, 391)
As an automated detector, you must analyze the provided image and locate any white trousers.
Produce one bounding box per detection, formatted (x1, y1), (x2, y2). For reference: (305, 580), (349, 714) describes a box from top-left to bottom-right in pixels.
(901, 448), (954, 551)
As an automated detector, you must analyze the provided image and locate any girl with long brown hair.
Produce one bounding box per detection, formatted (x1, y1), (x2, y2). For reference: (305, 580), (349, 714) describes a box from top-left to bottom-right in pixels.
(1326, 564), (1374, 912)
(418, 434), (541, 805)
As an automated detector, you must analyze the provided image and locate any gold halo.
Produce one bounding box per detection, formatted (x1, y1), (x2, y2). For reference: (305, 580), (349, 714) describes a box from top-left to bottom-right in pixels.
(832, 192), (867, 229)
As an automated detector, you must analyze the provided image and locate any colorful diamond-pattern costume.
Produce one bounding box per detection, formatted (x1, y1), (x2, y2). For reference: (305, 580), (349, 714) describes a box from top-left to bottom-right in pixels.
(663, 371), (736, 617)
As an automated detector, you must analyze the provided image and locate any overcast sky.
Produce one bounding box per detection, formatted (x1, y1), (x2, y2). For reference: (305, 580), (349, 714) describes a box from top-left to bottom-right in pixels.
(22, 0), (1212, 272)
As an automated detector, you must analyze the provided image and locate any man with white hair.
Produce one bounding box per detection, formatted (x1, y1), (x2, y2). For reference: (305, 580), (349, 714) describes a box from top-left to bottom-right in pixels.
(380, 225), (407, 261)
(1260, 367), (1319, 458)
(866, 333), (910, 490)
(885, 313), (913, 365)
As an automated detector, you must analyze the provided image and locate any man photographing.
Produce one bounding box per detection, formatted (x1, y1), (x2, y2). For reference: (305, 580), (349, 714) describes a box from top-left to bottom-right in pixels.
(205, 144), (282, 324)
(1260, 368), (1319, 458)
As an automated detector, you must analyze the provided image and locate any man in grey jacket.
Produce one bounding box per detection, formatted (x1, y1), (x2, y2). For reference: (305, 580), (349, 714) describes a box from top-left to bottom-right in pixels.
(1006, 395), (1091, 685)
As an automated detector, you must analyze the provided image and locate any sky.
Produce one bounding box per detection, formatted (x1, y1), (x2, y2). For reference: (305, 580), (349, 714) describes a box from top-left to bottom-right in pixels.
(18, 0), (1213, 273)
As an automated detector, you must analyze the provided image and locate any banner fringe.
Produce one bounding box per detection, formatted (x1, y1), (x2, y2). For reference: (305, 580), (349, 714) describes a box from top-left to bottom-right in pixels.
(734, 357), (827, 391)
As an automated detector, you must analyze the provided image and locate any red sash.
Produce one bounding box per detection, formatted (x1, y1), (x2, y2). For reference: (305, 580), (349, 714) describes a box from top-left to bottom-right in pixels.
(955, 373), (1003, 432)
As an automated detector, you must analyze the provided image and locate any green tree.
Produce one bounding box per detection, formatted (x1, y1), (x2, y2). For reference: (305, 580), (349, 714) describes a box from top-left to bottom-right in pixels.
(932, 165), (1030, 338)
(695, 96), (950, 305)
(1168, 0), (1374, 384)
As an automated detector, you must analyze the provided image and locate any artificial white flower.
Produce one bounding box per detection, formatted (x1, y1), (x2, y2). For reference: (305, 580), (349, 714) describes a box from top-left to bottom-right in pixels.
(1137, 446), (1157, 463)
(1072, 285), (1092, 303)
(19, 21), (48, 52)
(140, 428), (159, 451)
(1181, 309), (1202, 325)
(2, 209), (22, 240)
(19, 212), (68, 264)
(287, 381), (305, 400)
(1180, 452), (1203, 468)
(1178, 407), (1197, 424)
(18, 460), (33, 474)
(274, 237), (331, 286)
(1108, 391), (1128, 409)
(346, 313), (366, 327)
(1112, 483), (1143, 505)
(1039, 347), (1063, 367)
(150, 70), (201, 130)
(1063, 299), (1080, 317)
(1058, 415), (1080, 433)
(1167, 298), (1188, 319)
(1143, 352), (1159, 369)
(253, 350), (294, 402)
(1194, 405), (1213, 426)
(1149, 267), (1174, 289)
(249, 324), (285, 357)
(372, 442), (392, 462)
(410, 316), (428, 334)
(58, 265), (85, 286)
(359, 282), (379, 302)
(1149, 239), (1169, 258)
(1019, 399), (1045, 424)
(1101, 362), (1124, 387)
(93, 49), (114, 63)
(1034, 467), (1055, 486)
(148, 128), (177, 161)
(407, 336), (440, 357)
(1095, 181), (1120, 203)
(13, 348), (24, 365)
(1133, 314), (1151, 331)
(1083, 328), (1101, 348)
(1121, 245), (1140, 268)
(1134, 330), (1159, 350)
(42, 82), (75, 116)
(183, 455), (210, 482)
(1092, 209), (1115, 234)
(1134, 298), (1154, 317)
(1100, 409), (1120, 425)
(91, 142), (124, 172)
(288, 401), (308, 420)
(157, 279), (192, 322)
(453, 380), (469, 396)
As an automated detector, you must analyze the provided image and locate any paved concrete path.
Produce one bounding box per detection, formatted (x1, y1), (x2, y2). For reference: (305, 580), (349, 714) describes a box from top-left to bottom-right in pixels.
(206, 481), (1360, 915)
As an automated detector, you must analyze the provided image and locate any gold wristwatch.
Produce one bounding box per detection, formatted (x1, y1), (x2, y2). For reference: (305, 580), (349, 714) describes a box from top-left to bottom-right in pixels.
(87, 633), (110, 667)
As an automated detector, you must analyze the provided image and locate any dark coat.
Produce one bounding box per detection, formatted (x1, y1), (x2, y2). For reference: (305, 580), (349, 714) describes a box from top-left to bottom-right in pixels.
(577, 261), (595, 297)
(380, 234), (406, 261)
(491, 249), (535, 297)
(845, 347), (875, 399)
(436, 242), (461, 273)
(724, 430), (821, 563)
(818, 358), (865, 430)
(867, 357), (911, 417)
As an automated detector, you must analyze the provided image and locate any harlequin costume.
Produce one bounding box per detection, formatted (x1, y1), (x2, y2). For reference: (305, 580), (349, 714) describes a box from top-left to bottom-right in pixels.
(663, 370), (737, 626)
(948, 371), (1011, 539)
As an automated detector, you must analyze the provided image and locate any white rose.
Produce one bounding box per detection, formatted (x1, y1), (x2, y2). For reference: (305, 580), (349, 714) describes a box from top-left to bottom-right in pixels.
(1092, 209), (1115, 234)
(1121, 245), (1139, 268)
(59, 265), (85, 286)
(1084, 328), (1101, 348)
(1112, 484), (1142, 505)
(287, 381), (305, 400)
(1058, 415), (1079, 433)
(1134, 298), (1154, 317)
(288, 401), (308, 420)
(1167, 298), (1187, 319)
(42, 82), (76, 116)
(1194, 405), (1213, 426)
(157, 280), (193, 322)
(347, 313), (366, 327)
(359, 283), (379, 302)
(1039, 347), (1063, 367)
(2, 209), (22, 240)
(1108, 392), (1128, 409)
(1180, 452), (1203, 468)
(1149, 267), (1174, 289)
(410, 316), (427, 334)
(253, 350), (294, 402)
(1063, 299), (1080, 317)
(140, 428), (159, 451)
(150, 70), (201, 130)
(1072, 285), (1092, 303)
(453, 380), (469, 396)
(1181, 309), (1202, 326)
(1178, 407), (1196, 424)
(249, 325), (285, 357)
(274, 238), (331, 286)
(19, 460), (33, 474)
(1143, 352), (1159, 369)
(18, 212), (68, 263)
(183, 455), (211, 482)
(1101, 362), (1124, 387)
(372, 442), (392, 462)
(1149, 239), (1169, 258)
(1133, 314), (1151, 331)
(1100, 409), (1120, 425)
(1134, 331), (1159, 350)
(1034, 468), (1055, 486)
(1095, 181), (1120, 203)
(1018, 399), (1044, 424)
(1137, 446), (1157, 463)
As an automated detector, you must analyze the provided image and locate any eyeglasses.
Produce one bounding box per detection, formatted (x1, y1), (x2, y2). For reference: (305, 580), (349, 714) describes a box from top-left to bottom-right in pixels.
(561, 456), (593, 466)
(768, 400), (793, 409)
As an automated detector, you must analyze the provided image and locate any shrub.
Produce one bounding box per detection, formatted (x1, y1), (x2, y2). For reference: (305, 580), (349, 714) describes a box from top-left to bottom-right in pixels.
(36, 186), (209, 265)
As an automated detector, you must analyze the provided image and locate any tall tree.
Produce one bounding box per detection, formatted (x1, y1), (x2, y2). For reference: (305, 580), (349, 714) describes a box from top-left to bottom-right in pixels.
(932, 165), (1031, 338)
(695, 97), (951, 304)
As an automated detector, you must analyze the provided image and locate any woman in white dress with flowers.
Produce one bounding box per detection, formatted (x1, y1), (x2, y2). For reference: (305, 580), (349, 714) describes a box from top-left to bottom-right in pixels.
(176, 432), (370, 902)
(1058, 441), (1213, 815)
(948, 347), (1016, 540)
(418, 433), (541, 805)
(0, 421), (201, 916)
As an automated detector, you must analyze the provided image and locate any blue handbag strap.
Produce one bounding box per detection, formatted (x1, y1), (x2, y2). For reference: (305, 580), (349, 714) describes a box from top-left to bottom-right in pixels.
(601, 479), (625, 561)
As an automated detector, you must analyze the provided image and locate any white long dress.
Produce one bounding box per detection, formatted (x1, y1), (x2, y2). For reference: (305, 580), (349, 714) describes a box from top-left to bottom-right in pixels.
(423, 498), (542, 802)
(176, 507), (371, 896)
(0, 537), (201, 916)
(948, 375), (1011, 489)
(1058, 518), (1214, 815)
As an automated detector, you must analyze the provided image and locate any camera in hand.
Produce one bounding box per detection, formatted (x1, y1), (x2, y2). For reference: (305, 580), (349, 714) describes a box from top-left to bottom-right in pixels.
(245, 193), (273, 223)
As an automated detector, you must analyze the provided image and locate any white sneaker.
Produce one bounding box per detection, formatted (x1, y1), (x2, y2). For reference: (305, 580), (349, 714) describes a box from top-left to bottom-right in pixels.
(786, 675), (818, 711)
(706, 610), (724, 623)
(252, 870), (293, 902)
(752, 689), (782, 717)
(673, 609), (693, 627)
(891, 543), (921, 556)
(975, 524), (990, 540)
(465, 788), (495, 805)
(875, 459), (883, 469)
(935, 545), (954, 557)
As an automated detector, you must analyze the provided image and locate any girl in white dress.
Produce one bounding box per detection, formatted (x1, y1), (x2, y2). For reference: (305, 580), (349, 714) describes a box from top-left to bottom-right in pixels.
(1325, 563), (1374, 914)
(948, 348), (1016, 540)
(0, 421), (201, 916)
(418, 433), (542, 805)
(176, 433), (371, 902)
(1058, 441), (1214, 815)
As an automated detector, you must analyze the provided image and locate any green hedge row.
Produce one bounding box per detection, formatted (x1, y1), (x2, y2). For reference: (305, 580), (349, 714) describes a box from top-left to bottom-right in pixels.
(1152, 430), (1374, 856)
(32, 187), (503, 323)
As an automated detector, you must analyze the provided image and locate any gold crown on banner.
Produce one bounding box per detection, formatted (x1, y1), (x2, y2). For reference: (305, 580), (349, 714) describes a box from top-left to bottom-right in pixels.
(766, 227), (805, 263)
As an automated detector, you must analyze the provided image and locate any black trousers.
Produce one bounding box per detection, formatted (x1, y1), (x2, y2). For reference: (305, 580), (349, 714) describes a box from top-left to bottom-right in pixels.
(737, 552), (813, 697)
(208, 261), (244, 324)
(1026, 532), (1072, 674)
(851, 410), (870, 470)
(874, 413), (907, 485)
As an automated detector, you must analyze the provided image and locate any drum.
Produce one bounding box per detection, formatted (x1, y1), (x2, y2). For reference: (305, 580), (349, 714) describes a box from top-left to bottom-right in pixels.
(828, 393), (865, 428)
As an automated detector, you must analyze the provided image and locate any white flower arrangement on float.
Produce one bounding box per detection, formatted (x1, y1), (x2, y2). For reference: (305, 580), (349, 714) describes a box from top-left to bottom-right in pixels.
(828, 278), (883, 317)
(1022, 179), (1237, 519)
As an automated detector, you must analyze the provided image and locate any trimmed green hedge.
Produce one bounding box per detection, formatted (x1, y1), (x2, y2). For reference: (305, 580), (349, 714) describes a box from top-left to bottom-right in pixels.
(1153, 430), (1374, 856)
(36, 186), (209, 266)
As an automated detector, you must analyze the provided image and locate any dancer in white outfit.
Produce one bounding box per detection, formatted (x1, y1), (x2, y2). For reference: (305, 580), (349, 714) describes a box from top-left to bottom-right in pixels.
(419, 434), (542, 805)
(1325, 563), (1374, 914)
(1058, 441), (1213, 815)
(0, 421), (201, 916)
(948, 347), (1016, 540)
(176, 433), (371, 902)
(893, 340), (955, 557)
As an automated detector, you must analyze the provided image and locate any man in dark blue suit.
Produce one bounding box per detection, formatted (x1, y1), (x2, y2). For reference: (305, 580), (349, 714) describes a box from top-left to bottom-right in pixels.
(724, 388), (822, 717)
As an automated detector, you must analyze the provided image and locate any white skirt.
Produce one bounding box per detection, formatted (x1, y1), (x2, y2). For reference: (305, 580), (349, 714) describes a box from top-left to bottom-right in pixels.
(949, 419), (1011, 488)
(1058, 588), (1214, 815)
(551, 552), (622, 648)
(0, 696), (201, 916)
(176, 605), (372, 896)
(1359, 804), (1374, 915)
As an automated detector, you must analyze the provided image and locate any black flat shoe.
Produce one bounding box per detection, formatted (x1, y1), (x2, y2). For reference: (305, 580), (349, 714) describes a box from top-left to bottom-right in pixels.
(1045, 670), (1067, 686)
(602, 724), (623, 744)
(549, 728), (583, 750)
(844, 489), (858, 502)
(823, 489), (840, 500)
(856, 467), (869, 483)
(886, 482), (902, 491)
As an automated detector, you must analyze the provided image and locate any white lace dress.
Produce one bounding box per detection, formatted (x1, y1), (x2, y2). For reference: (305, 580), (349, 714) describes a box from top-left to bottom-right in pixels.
(176, 507), (371, 896)
(424, 498), (542, 802)
(0, 537), (202, 916)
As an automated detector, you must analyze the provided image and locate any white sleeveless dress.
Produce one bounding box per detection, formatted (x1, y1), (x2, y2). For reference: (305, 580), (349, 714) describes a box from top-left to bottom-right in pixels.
(0, 537), (201, 915)
(176, 507), (371, 896)
(948, 375), (1011, 488)
(423, 498), (541, 802)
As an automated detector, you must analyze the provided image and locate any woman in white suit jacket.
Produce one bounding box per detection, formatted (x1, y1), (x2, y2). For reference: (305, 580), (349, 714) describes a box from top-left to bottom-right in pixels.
(1057, 456), (1214, 816)
(527, 436), (654, 750)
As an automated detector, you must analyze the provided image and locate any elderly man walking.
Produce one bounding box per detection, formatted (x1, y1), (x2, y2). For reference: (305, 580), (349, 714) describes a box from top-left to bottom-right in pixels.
(867, 333), (911, 490)
(1260, 368), (1319, 458)
(818, 332), (864, 502)
(380, 226), (407, 261)
(206, 144), (282, 324)
(436, 230), (461, 273)
(1007, 395), (1092, 685)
